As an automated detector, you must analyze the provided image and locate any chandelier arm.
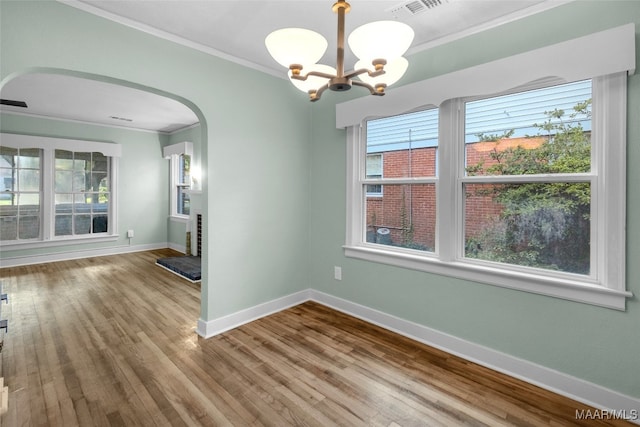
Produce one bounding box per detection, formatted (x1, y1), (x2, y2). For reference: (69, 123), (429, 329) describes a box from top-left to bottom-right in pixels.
(310, 83), (331, 102)
(291, 70), (338, 81)
(343, 68), (386, 80)
(352, 80), (385, 96)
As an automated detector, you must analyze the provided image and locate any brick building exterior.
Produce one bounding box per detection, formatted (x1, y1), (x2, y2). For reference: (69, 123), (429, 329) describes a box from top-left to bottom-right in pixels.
(366, 137), (544, 251)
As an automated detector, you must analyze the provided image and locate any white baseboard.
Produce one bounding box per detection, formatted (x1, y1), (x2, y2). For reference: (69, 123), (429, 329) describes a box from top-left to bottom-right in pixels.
(196, 289), (311, 338)
(167, 242), (186, 254)
(0, 242), (169, 268)
(198, 288), (640, 424)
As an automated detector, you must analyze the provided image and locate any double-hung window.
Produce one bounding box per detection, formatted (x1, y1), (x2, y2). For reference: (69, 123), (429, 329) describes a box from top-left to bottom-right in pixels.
(343, 24), (634, 310)
(163, 141), (193, 219)
(364, 109), (438, 250)
(0, 133), (120, 246)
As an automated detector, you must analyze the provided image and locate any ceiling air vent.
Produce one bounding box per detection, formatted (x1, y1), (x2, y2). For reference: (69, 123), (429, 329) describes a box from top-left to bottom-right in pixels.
(109, 115), (133, 122)
(387, 0), (447, 18)
(0, 99), (28, 108)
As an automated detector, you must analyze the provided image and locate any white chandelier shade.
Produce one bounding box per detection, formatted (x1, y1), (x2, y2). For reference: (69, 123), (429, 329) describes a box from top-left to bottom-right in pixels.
(355, 57), (409, 87)
(348, 21), (415, 63)
(264, 1), (414, 101)
(265, 28), (328, 68)
(288, 64), (336, 92)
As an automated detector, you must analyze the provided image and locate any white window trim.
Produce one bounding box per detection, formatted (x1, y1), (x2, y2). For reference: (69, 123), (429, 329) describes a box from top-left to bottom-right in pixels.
(336, 24), (635, 129)
(163, 141), (193, 220)
(0, 133), (120, 248)
(345, 74), (631, 311)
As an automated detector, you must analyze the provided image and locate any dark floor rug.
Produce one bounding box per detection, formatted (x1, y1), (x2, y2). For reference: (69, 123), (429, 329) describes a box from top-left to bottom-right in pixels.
(156, 256), (201, 282)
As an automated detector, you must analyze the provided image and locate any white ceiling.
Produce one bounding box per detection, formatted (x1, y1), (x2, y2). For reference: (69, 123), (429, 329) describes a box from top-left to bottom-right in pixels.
(0, 73), (199, 133)
(0, 0), (566, 133)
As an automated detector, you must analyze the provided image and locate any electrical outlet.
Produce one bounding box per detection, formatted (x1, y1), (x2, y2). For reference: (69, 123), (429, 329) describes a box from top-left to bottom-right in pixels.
(334, 266), (342, 281)
(127, 229), (134, 238)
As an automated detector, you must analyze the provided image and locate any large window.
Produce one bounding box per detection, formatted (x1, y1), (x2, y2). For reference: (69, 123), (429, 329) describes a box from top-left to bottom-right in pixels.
(0, 134), (120, 246)
(346, 75), (628, 309)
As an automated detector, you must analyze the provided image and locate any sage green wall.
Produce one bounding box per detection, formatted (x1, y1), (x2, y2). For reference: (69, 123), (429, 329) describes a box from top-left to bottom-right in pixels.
(0, 113), (170, 257)
(308, 1), (640, 398)
(166, 124), (202, 251)
(0, 1), (311, 322)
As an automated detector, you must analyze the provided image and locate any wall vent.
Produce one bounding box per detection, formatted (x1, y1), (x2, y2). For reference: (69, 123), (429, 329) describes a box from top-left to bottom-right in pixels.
(387, 0), (447, 18)
(108, 115), (133, 122)
(0, 99), (28, 108)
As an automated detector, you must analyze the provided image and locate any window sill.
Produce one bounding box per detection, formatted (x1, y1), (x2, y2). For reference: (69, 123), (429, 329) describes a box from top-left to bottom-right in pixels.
(1, 234), (119, 251)
(343, 245), (632, 310)
(169, 215), (189, 223)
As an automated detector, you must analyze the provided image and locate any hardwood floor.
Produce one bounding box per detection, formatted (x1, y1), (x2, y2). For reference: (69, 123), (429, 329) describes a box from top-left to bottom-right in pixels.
(0, 249), (633, 426)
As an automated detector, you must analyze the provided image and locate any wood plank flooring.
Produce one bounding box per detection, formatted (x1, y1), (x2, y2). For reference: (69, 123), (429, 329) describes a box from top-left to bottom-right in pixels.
(0, 249), (633, 426)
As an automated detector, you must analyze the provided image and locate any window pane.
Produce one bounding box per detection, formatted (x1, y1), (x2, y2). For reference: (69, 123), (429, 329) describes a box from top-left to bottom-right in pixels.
(92, 152), (108, 172)
(18, 193), (39, 207)
(18, 169), (40, 191)
(0, 146), (18, 163)
(55, 150), (74, 170)
(18, 148), (40, 169)
(19, 215), (39, 239)
(366, 154), (383, 196)
(179, 154), (191, 185)
(178, 187), (190, 215)
(93, 215), (108, 233)
(96, 194), (109, 210)
(55, 215), (72, 236)
(73, 171), (88, 192)
(93, 172), (108, 191)
(464, 182), (590, 274)
(56, 194), (73, 214)
(465, 80), (591, 176)
(366, 184), (435, 252)
(55, 170), (73, 192)
(0, 217), (17, 240)
(74, 152), (91, 171)
(74, 215), (91, 234)
(367, 109), (438, 178)
(75, 202), (91, 214)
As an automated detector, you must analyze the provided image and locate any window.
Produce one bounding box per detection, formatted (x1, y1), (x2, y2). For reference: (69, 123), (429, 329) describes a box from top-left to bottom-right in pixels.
(463, 80), (592, 275)
(176, 153), (191, 216)
(0, 147), (41, 240)
(54, 150), (110, 236)
(365, 154), (383, 196)
(364, 108), (438, 250)
(163, 141), (193, 219)
(0, 134), (120, 246)
(345, 74), (628, 309)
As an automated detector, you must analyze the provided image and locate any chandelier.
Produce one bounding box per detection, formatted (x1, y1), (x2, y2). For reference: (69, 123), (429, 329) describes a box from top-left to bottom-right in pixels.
(265, 1), (414, 102)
